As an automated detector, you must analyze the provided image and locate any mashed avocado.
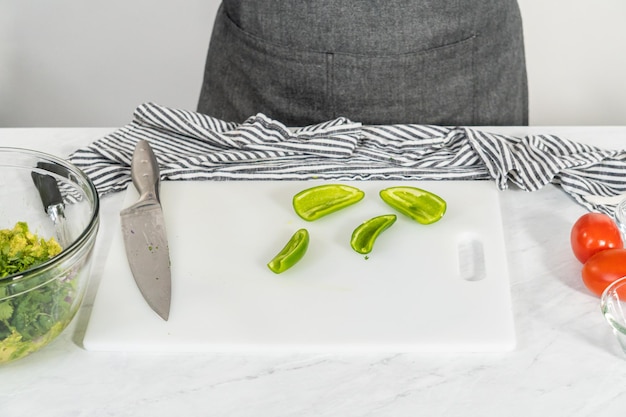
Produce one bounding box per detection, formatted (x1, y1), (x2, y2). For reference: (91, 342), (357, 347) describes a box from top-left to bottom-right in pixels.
(0, 221), (62, 278)
(0, 222), (68, 363)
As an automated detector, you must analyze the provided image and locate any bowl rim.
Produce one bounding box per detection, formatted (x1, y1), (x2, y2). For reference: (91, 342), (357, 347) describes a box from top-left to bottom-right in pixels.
(0, 147), (100, 284)
(601, 275), (626, 298)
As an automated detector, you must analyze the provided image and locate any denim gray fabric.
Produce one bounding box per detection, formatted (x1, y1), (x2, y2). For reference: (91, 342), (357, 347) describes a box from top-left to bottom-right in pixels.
(198, 1), (528, 126)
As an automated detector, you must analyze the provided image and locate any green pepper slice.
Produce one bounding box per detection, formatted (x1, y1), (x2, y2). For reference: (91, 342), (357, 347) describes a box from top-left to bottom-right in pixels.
(379, 186), (446, 224)
(350, 214), (397, 254)
(267, 228), (310, 274)
(293, 184), (365, 221)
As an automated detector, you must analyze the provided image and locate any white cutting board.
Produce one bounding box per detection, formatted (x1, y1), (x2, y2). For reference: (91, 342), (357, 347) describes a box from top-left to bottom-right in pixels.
(83, 180), (515, 353)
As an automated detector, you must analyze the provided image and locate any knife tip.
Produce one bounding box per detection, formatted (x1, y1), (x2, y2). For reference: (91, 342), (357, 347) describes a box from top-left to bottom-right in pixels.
(157, 309), (170, 321)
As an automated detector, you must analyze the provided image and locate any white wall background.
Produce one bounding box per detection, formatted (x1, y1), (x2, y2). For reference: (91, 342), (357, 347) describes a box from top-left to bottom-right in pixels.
(1, 0), (625, 127)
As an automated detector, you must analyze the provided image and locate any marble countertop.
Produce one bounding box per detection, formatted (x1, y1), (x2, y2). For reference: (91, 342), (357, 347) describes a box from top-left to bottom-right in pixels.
(2, 126), (626, 417)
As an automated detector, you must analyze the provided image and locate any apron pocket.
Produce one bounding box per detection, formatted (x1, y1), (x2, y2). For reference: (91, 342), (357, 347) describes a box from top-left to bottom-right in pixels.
(199, 7), (331, 125)
(331, 35), (477, 125)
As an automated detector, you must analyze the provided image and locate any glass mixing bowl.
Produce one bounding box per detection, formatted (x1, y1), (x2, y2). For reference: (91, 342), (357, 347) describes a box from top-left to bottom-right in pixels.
(0, 148), (99, 363)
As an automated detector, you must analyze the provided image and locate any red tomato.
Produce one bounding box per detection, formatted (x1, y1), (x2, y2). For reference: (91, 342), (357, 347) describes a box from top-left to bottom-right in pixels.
(570, 213), (623, 263)
(581, 248), (626, 296)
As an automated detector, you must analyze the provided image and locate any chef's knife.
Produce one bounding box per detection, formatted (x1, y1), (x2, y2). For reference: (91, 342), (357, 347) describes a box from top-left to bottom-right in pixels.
(31, 163), (72, 248)
(120, 140), (171, 321)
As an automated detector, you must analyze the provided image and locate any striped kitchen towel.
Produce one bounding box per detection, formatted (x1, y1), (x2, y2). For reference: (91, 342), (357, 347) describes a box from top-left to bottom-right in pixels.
(68, 102), (626, 216)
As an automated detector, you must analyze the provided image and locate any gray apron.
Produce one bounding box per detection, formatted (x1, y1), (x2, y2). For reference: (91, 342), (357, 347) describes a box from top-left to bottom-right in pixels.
(198, 0), (528, 126)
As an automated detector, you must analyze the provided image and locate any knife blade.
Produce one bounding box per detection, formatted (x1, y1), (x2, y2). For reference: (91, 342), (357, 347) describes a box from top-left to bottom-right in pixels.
(31, 163), (72, 248)
(120, 140), (171, 321)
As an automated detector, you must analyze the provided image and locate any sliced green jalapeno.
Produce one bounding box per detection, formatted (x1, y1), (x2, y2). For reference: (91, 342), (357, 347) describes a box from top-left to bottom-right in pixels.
(267, 228), (310, 274)
(379, 186), (446, 225)
(293, 184), (365, 221)
(350, 214), (397, 254)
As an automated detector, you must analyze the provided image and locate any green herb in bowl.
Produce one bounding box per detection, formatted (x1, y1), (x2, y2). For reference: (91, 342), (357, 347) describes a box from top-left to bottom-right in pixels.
(0, 222), (72, 361)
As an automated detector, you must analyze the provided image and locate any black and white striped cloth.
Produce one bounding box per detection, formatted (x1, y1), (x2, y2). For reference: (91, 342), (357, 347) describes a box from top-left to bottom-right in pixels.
(68, 102), (626, 216)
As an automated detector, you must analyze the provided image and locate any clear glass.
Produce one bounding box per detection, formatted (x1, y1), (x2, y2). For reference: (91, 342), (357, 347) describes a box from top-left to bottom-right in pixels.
(0, 148), (99, 363)
(601, 276), (626, 355)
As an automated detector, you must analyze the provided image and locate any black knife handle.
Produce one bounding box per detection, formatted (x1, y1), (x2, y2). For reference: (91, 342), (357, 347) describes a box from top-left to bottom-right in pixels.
(31, 170), (63, 211)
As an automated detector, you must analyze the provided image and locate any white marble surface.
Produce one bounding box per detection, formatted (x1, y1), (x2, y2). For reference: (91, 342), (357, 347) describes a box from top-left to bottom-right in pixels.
(1, 126), (626, 417)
